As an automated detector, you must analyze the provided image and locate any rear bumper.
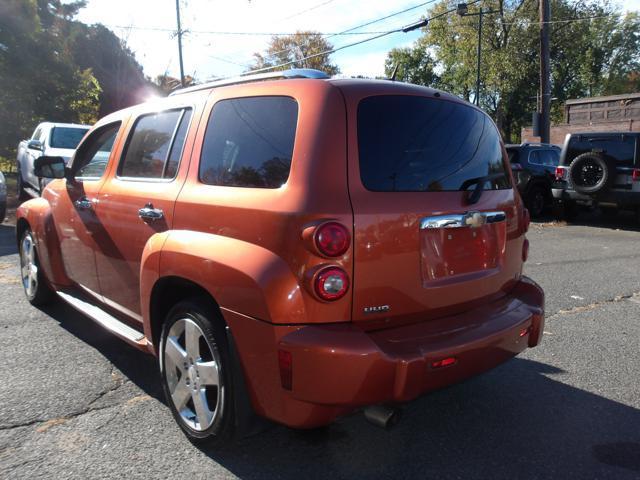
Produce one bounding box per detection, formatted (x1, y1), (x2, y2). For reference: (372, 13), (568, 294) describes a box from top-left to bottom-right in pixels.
(226, 276), (544, 428)
(553, 186), (640, 207)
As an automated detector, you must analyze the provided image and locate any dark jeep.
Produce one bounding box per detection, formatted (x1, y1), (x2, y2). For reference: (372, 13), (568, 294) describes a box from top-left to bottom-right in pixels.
(553, 132), (640, 221)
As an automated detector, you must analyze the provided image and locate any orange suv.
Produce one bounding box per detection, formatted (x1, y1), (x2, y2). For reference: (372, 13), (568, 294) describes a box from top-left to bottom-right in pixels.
(17, 69), (544, 445)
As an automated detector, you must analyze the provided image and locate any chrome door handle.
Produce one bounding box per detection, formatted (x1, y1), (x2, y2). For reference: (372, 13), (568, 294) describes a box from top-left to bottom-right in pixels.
(420, 211), (505, 229)
(138, 203), (164, 221)
(74, 196), (94, 210)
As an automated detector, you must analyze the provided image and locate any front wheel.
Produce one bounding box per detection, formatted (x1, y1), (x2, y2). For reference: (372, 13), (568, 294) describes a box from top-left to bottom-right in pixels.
(19, 229), (54, 305)
(159, 298), (236, 446)
(525, 186), (547, 218)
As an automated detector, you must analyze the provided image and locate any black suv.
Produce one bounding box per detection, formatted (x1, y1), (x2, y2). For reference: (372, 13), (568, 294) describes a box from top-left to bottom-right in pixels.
(506, 143), (560, 217)
(553, 132), (640, 221)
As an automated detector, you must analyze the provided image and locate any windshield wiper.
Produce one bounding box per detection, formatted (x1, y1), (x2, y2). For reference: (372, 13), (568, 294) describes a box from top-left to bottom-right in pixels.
(460, 173), (506, 204)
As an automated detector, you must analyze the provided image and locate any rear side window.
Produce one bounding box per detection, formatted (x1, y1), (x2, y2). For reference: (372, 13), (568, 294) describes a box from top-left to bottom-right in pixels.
(199, 96), (298, 188)
(119, 108), (192, 179)
(50, 127), (88, 149)
(566, 136), (636, 167)
(358, 96), (510, 192)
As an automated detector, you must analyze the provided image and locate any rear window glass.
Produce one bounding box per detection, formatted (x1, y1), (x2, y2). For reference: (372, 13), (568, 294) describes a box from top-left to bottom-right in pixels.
(567, 136), (636, 167)
(358, 96), (510, 192)
(50, 127), (88, 149)
(199, 96), (298, 188)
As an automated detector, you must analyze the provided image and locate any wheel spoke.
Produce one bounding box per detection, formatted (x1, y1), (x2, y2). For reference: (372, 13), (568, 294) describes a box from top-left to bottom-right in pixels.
(192, 388), (213, 428)
(171, 380), (191, 410)
(185, 321), (200, 359)
(165, 336), (187, 368)
(197, 360), (219, 387)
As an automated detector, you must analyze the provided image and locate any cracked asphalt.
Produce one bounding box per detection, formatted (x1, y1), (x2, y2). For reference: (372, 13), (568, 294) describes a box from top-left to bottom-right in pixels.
(0, 210), (639, 479)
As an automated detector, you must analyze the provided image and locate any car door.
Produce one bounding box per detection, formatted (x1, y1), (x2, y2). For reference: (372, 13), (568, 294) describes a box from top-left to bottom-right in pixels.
(50, 121), (124, 298)
(93, 107), (196, 321)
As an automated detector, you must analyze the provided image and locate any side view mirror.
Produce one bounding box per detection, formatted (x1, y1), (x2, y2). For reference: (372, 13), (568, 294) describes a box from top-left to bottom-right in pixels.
(34, 156), (66, 179)
(27, 139), (44, 151)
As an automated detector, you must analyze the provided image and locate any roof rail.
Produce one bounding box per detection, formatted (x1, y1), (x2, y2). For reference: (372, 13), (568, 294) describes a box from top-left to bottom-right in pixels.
(169, 68), (330, 96)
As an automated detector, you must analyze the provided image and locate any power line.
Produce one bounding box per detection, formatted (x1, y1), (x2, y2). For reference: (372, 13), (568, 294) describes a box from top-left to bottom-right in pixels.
(240, 0), (480, 77)
(498, 12), (629, 26)
(106, 25), (393, 35)
(280, 0), (337, 21)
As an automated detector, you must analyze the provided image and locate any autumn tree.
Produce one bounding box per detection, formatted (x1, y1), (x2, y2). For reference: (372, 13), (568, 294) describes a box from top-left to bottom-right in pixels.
(251, 31), (340, 75)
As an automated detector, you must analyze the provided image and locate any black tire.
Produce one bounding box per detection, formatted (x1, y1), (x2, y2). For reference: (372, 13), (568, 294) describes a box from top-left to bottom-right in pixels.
(19, 229), (55, 306)
(552, 199), (578, 221)
(525, 185), (547, 218)
(568, 152), (615, 195)
(159, 298), (236, 446)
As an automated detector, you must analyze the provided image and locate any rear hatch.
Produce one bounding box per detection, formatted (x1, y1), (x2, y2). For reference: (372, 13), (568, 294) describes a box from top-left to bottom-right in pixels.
(342, 88), (525, 328)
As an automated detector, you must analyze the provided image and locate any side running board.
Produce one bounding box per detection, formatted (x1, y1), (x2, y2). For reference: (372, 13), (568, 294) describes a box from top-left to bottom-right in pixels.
(57, 290), (148, 348)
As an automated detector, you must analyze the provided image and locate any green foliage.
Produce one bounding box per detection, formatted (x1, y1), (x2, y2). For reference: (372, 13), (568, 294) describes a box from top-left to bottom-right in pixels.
(386, 0), (640, 142)
(251, 31), (340, 75)
(385, 41), (439, 86)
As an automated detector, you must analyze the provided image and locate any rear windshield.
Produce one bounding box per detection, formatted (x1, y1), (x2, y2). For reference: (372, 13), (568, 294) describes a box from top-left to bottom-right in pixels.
(566, 136), (636, 167)
(50, 127), (89, 149)
(358, 96), (510, 192)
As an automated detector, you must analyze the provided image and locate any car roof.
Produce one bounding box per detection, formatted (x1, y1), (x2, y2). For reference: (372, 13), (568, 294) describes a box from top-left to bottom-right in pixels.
(568, 132), (640, 138)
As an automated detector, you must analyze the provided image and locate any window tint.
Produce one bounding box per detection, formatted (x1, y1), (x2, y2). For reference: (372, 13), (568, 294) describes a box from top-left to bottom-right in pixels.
(358, 96), (510, 192)
(567, 136), (636, 167)
(50, 127), (89, 149)
(74, 122), (121, 179)
(528, 150), (542, 165)
(165, 109), (192, 179)
(199, 96), (298, 188)
(119, 108), (191, 179)
(542, 150), (559, 167)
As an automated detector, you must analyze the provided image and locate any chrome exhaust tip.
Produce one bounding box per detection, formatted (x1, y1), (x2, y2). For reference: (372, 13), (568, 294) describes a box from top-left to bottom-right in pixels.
(363, 405), (401, 429)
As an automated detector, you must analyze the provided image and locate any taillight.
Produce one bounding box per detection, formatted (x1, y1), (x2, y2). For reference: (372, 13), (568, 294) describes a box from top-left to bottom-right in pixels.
(431, 357), (457, 369)
(522, 238), (530, 262)
(632, 169), (640, 182)
(555, 166), (567, 180)
(511, 163), (523, 171)
(314, 222), (350, 257)
(314, 266), (349, 301)
(278, 350), (292, 390)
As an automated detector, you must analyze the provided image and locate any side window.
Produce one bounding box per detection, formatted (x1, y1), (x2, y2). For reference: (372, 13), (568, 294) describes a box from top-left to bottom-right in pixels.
(118, 108), (192, 179)
(32, 127), (43, 141)
(199, 96), (298, 188)
(542, 150), (559, 167)
(74, 122), (121, 180)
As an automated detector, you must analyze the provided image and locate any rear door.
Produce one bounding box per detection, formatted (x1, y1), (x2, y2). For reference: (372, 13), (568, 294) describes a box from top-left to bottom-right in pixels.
(93, 106), (197, 320)
(345, 92), (525, 327)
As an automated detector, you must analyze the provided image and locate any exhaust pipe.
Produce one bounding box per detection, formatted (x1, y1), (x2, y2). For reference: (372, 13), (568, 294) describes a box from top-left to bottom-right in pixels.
(363, 405), (401, 429)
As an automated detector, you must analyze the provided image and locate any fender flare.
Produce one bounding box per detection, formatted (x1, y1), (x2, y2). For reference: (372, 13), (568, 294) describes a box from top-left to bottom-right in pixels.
(16, 198), (71, 286)
(140, 230), (308, 340)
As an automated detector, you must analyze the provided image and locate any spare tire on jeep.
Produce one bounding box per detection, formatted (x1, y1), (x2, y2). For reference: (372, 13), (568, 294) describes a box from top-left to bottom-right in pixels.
(568, 152), (616, 194)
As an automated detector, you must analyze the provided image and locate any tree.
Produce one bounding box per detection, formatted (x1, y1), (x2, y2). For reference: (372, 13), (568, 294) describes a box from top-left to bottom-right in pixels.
(251, 31), (340, 75)
(385, 41), (439, 86)
(385, 0), (640, 142)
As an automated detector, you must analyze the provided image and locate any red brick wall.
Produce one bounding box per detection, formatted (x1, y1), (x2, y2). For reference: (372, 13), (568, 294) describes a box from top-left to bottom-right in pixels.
(521, 119), (638, 146)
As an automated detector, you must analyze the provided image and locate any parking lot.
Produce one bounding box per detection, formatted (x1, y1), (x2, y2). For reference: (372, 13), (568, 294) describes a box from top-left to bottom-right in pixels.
(0, 207), (639, 479)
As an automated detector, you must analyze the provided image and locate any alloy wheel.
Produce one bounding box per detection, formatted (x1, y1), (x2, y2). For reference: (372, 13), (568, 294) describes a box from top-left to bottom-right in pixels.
(163, 317), (224, 431)
(20, 232), (38, 299)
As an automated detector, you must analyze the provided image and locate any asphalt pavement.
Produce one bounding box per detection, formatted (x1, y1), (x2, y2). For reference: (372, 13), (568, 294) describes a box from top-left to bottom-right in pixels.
(0, 210), (639, 479)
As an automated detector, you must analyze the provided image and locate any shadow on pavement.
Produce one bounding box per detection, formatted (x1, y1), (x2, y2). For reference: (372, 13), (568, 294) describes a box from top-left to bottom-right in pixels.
(534, 208), (640, 233)
(37, 298), (640, 479)
(0, 224), (17, 256)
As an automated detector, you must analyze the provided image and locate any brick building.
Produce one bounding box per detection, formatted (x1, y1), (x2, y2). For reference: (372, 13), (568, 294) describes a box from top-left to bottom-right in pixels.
(521, 92), (640, 145)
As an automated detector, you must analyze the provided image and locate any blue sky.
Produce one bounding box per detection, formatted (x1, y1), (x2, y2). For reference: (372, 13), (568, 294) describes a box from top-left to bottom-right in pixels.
(76, 0), (640, 82)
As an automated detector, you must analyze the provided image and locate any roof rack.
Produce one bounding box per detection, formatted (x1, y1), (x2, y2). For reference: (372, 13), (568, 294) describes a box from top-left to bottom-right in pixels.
(169, 68), (330, 96)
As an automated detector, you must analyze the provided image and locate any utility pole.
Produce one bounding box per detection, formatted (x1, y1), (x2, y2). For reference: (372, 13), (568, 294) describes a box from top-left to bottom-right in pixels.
(539, 0), (551, 142)
(175, 0), (186, 87)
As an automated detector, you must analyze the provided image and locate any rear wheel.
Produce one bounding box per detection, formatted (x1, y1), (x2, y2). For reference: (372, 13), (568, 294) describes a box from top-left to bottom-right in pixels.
(19, 229), (54, 305)
(525, 185), (547, 218)
(159, 298), (236, 446)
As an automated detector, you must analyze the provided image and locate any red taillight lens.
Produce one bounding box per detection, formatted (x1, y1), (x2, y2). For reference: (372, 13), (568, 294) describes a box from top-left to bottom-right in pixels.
(314, 222), (350, 257)
(431, 357), (457, 369)
(511, 162), (523, 171)
(555, 166), (567, 180)
(278, 349), (292, 390)
(314, 267), (349, 301)
(632, 169), (640, 182)
(522, 238), (530, 262)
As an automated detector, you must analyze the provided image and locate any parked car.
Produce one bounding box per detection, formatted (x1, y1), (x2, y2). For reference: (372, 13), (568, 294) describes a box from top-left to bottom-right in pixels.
(0, 171), (6, 223)
(17, 69), (544, 446)
(505, 143), (560, 217)
(16, 122), (90, 198)
(553, 132), (640, 220)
